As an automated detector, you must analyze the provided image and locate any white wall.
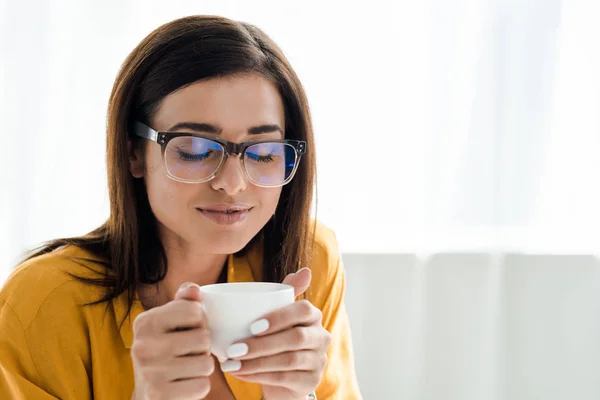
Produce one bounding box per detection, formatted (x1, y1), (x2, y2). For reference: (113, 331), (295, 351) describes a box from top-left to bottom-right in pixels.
(344, 253), (600, 400)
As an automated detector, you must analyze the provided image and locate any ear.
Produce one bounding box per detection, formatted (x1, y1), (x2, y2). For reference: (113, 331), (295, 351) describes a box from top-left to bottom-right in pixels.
(127, 139), (145, 178)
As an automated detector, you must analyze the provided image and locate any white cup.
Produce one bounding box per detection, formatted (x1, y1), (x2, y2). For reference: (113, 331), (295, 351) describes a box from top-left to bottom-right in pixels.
(199, 282), (295, 361)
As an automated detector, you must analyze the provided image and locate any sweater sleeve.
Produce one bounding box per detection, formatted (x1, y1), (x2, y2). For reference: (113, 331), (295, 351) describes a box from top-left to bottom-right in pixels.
(0, 287), (92, 399)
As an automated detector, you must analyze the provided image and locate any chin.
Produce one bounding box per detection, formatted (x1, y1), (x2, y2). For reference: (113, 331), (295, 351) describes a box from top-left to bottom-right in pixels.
(194, 227), (259, 254)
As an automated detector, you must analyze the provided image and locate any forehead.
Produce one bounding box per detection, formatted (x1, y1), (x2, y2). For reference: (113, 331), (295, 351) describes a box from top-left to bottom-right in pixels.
(152, 73), (285, 135)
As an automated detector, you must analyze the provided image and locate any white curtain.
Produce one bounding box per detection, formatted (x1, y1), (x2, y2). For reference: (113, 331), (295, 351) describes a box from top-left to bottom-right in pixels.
(2, 0), (600, 398)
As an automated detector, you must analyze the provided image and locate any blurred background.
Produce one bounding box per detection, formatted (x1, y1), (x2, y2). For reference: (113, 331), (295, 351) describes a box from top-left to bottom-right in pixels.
(1, 0), (600, 399)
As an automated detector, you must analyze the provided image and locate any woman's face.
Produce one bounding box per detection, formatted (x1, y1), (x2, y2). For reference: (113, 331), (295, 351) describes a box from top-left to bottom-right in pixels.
(130, 74), (284, 254)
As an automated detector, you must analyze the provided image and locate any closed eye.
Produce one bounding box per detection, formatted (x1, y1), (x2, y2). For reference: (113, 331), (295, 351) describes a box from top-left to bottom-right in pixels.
(177, 150), (212, 161)
(246, 152), (275, 163)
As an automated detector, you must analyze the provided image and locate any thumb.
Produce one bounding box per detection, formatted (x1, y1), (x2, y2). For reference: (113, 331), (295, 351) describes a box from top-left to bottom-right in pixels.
(174, 282), (203, 302)
(282, 267), (312, 298)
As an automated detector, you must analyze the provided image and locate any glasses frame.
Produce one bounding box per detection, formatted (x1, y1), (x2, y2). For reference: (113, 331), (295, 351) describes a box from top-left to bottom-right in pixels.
(131, 121), (307, 187)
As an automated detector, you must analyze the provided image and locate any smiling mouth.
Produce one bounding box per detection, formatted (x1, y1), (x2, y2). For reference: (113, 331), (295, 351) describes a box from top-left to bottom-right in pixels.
(195, 206), (253, 225)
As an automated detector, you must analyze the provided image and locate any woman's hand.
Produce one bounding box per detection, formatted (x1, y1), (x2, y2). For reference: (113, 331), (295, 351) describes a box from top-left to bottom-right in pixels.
(221, 268), (331, 400)
(130, 283), (214, 400)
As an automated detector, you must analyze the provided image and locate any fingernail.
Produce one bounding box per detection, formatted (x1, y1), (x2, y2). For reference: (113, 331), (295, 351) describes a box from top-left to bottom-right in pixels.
(227, 343), (249, 358)
(250, 319), (270, 335)
(296, 267), (309, 274)
(221, 360), (242, 372)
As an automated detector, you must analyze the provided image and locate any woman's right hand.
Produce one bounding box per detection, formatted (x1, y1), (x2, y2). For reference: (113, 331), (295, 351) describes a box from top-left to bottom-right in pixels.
(130, 282), (214, 400)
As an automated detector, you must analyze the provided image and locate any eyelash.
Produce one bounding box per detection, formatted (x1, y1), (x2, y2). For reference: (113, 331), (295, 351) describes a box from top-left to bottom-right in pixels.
(246, 152), (274, 162)
(177, 150), (212, 161)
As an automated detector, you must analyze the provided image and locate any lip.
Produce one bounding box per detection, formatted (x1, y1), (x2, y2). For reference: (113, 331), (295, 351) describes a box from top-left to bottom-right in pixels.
(196, 204), (253, 225)
(197, 204), (253, 212)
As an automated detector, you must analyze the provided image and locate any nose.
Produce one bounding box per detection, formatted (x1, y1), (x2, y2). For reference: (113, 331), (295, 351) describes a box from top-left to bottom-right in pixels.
(209, 155), (248, 195)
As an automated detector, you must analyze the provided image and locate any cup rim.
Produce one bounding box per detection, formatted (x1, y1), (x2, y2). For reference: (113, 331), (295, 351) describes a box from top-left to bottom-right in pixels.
(199, 282), (294, 295)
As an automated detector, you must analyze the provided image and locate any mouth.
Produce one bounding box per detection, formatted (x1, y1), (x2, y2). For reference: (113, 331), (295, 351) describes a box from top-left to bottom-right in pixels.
(196, 205), (253, 225)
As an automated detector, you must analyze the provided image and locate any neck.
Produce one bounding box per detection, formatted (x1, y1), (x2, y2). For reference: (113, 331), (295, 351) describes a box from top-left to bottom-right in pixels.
(137, 230), (229, 309)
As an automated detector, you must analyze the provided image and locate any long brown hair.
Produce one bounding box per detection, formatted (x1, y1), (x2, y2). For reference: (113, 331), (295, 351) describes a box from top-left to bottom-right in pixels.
(22, 15), (317, 324)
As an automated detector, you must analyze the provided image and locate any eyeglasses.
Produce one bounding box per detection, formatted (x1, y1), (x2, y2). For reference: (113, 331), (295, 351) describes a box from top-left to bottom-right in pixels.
(131, 121), (307, 187)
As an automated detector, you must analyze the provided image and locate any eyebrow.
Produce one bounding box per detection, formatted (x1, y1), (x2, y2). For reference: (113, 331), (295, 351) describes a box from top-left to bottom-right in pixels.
(168, 122), (283, 136)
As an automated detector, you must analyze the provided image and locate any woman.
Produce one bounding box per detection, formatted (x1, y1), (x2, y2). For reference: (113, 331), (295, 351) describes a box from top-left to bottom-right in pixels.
(0, 15), (361, 400)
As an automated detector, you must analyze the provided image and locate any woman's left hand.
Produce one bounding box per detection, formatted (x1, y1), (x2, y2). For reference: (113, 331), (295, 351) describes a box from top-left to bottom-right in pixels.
(221, 268), (330, 400)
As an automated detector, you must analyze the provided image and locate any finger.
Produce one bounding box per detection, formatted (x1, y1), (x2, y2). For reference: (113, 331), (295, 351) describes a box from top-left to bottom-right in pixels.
(228, 326), (325, 360)
(281, 268), (312, 298)
(131, 328), (211, 364)
(165, 377), (210, 400)
(165, 354), (215, 381)
(174, 282), (203, 302)
(249, 300), (321, 337)
(166, 328), (212, 357)
(229, 370), (317, 392)
(133, 300), (206, 335)
(155, 299), (206, 332)
(223, 350), (320, 374)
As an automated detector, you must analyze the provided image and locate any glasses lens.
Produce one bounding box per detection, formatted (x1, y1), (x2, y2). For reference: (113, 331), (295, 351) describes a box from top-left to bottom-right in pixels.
(165, 136), (225, 182)
(244, 142), (298, 186)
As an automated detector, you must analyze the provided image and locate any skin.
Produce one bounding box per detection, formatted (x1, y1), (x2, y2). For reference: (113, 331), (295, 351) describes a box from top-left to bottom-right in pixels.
(128, 74), (330, 400)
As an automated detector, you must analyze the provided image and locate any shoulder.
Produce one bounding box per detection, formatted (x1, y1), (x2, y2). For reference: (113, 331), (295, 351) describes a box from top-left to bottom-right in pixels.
(312, 220), (341, 263)
(306, 220), (345, 305)
(0, 245), (110, 330)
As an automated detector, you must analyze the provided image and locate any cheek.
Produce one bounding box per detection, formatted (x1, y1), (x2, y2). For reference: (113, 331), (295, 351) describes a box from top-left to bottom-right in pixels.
(257, 187), (282, 218)
(143, 150), (190, 216)
(144, 150), (168, 198)
(143, 147), (164, 176)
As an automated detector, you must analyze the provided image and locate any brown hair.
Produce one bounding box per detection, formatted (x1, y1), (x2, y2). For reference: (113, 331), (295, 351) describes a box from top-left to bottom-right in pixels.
(22, 15), (317, 325)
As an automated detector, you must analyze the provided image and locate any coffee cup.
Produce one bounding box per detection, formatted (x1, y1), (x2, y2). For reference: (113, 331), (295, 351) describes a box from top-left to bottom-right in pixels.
(199, 282), (294, 361)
